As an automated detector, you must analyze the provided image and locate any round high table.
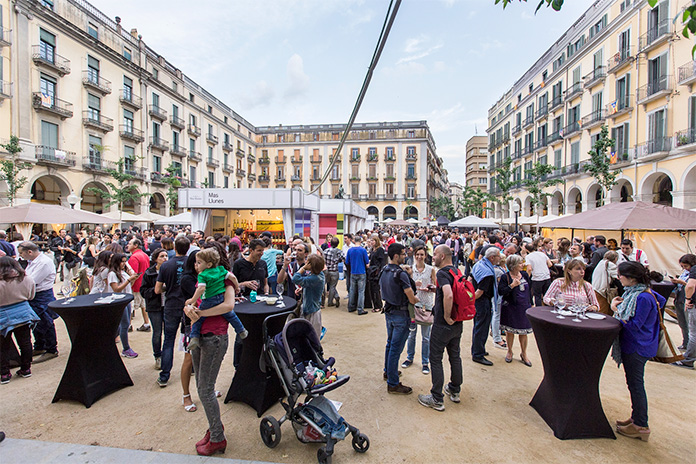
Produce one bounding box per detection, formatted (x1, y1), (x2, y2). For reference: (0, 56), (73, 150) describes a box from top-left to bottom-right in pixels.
(526, 306), (621, 440)
(48, 293), (134, 408)
(224, 296), (297, 417)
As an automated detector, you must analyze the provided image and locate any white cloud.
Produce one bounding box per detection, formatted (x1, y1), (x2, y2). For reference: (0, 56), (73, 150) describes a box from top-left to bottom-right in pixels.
(397, 35), (443, 65)
(238, 80), (275, 110)
(284, 54), (310, 99)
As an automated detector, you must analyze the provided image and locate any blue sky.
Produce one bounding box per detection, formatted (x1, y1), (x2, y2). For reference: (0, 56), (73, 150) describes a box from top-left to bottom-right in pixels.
(90, 0), (591, 185)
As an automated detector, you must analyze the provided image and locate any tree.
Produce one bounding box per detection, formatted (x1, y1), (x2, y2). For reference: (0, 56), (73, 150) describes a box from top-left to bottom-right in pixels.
(583, 125), (618, 206)
(87, 157), (149, 226)
(430, 196), (456, 221)
(0, 136), (32, 206)
(459, 186), (496, 217)
(494, 157), (515, 214)
(521, 162), (563, 227)
(162, 163), (182, 215)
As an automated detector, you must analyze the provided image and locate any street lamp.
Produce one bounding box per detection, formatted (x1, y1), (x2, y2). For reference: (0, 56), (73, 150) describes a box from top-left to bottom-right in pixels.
(512, 202), (520, 235)
(67, 192), (79, 234)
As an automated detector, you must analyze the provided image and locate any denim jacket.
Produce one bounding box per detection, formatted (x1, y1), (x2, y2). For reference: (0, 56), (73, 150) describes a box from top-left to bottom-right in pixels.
(0, 301), (40, 337)
(292, 271), (325, 315)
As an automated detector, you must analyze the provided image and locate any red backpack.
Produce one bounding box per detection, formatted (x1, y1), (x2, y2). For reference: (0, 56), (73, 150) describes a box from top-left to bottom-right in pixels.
(438, 267), (476, 321)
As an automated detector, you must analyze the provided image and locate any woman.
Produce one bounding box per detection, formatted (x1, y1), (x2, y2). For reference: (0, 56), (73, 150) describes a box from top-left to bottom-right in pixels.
(542, 238), (558, 263)
(607, 238), (619, 251)
(543, 258), (600, 310)
(0, 257), (39, 384)
(228, 241), (241, 264)
(161, 237), (175, 259)
(402, 246), (436, 374)
(107, 253), (140, 358)
(498, 254), (533, 366)
(89, 251), (114, 294)
(140, 248), (167, 371)
(610, 261), (663, 442)
(61, 235), (81, 280)
(592, 250), (619, 315)
(580, 242), (593, 264)
(180, 250), (200, 413)
(81, 236), (99, 268)
(671, 254), (696, 353)
(291, 254), (326, 338)
(366, 235), (386, 312)
(557, 238), (572, 265)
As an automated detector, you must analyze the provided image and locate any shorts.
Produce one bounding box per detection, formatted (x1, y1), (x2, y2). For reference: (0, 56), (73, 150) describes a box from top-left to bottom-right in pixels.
(133, 292), (145, 310)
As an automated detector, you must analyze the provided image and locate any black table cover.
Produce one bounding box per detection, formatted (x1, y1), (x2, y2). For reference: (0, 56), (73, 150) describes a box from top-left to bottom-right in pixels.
(651, 281), (675, 302)
(526, 306), (621, 440)
(48, 293), (134, 408)
(224, 296), (297, 417)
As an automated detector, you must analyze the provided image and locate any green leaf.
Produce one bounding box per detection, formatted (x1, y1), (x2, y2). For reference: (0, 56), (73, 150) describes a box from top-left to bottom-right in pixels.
(647, 0), (659, 7)
(684, 28), (690, 39)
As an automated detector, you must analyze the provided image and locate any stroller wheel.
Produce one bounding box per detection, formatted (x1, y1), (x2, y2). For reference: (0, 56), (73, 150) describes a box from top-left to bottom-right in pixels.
(260, 416), (282, 448)
(351, 432), (370, 453)
(317, 447), (332, 464)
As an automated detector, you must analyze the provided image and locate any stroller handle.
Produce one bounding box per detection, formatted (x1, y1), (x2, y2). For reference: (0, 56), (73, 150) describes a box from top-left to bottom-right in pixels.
(262, 310), (294, 341)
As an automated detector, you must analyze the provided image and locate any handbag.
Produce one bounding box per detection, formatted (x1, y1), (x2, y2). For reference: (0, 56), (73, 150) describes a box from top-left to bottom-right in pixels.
(648, 291), (684, 363)
(414, 303), (433, 325)
(605, 265), (619, 301)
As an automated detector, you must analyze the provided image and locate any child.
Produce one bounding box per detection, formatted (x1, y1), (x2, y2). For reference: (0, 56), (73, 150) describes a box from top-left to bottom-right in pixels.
(185, 248), (247, 351)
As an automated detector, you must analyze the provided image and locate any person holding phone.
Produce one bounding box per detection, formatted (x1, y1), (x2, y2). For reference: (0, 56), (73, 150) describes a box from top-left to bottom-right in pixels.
(107, 253), (140, 358)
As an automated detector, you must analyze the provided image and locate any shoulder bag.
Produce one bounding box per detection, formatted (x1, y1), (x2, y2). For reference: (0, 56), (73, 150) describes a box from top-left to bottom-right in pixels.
(648, 290), (683, 363)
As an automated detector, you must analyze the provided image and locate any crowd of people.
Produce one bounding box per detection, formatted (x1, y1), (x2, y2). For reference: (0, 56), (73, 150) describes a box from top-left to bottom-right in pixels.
(0, 223), (694, 451)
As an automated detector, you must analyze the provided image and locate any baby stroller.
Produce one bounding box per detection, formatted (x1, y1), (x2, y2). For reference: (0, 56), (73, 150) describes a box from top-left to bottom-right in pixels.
(259, 314), (369, 464)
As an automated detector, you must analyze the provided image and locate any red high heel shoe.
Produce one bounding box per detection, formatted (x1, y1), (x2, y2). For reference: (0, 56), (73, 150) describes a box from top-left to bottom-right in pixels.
(196, 438), (226, 456)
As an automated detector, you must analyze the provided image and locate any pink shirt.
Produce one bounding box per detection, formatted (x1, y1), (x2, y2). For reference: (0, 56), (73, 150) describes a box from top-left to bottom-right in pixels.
(543, 278), (600, 307)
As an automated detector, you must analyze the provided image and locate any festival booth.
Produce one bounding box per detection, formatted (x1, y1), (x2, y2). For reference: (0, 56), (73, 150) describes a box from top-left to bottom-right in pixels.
(317, 199), (368, 246)
(541, 202), (696, 274)
(448, 215), (498, 232)
(178, 188), (320, 246)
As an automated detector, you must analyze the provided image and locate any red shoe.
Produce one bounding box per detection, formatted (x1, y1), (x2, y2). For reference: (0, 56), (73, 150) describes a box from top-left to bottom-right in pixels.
(196, 439), (226, 456)
(196, 430), (210, 447)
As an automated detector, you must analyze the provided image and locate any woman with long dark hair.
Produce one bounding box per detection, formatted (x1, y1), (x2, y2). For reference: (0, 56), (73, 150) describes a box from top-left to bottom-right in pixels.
(140, 248), (167, 370)
(107, 253), (139, 358)
(366, 234), (386, 312)
(89, 250), (114, 294)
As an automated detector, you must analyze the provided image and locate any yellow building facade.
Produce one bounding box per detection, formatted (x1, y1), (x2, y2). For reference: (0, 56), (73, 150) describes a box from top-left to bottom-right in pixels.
(487, 0), (696, 219)
(0, 0), (448, 222)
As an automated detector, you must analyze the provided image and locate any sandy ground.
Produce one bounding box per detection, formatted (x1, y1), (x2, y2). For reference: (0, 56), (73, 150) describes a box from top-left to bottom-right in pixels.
(1, 279), (694, 464)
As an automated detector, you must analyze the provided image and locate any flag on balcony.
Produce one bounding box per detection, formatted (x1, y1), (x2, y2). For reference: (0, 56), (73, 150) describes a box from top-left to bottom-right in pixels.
(559, 129), (564, 138)
(608, 100), (618, 115)
(610, 151), (617, 164)
(41, 92), (52, 106)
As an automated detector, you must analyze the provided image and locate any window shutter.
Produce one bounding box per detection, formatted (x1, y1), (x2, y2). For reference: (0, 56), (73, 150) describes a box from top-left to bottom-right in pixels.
(40, 28), (56, 46)
(88, 55), (99, 69)
(87, 93), (100, 110)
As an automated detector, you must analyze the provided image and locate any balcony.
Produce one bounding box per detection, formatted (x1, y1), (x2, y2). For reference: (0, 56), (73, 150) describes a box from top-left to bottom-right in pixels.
(0, 81), (11, 100)
(384, 153), (396, 162)
(32, 93), (73, 119)
(149, 137), (169, 152)
(678, 61), (696, 87)
(275, 175), (286, 182)
(248, 154), (255, 163)
(119, 125), (144, 143)
(534, 137), (548, 152)
(384, 174), (396, 181)
(581, 109), (607, 130)
(563, 121), (581, 138)
(406, 152), (418, 160)
(583, 66), (606, 89)
(565, 82), (583, 101)
(32, 45), (70, 76)
(511, 123), (522, 136)
(259, 175), (270, 183)
(236, 148), (245, 159)
(125, 167), (147, 181)
(406, 173), (417, 180)
(82, 71), (111, 95)
(636, 76), (673, 105)
(548, 130), (562, 145)
(206, 133), (218, 145)
(523, 114), (534, 129)
(367, 153), (379, 162)
(291, 155), (303, 164)
(549, 95), (563, 112)
(291, 175), (301, 182)
(637, 136), (672, 160)
(350, 175), (361, 181)
(488, 163), (496, 173)
(170, 115), (185, 130)
(148, 105), (167, 121)
(547, 168), (564, 180)
(607, 95), (633, 119)
(259, 157), (271, 165)
(536, 105), (548, 120)
(188, 151), (202, 162)
(222, 162), (234, 173)
(206, 157), (219, 168)
(607, 49), (633, 74)
(0, 26), (11, 47)
(350, 155), (361, 163)
(330, 176), (341, 182)
(675, 129), (696, 149)
(150, 172), (166, 185)
(35, 146), (76, 166)
(511, 151), (521, 160)
(310, 155), (322, 163)
(222, 142), (233, 152)
(385, 194), (395, 201)
(521, 145), (532, 157)
(610, 149), (635, 168)
(82, 111), (114, 132)
(248, 173), (256, 182)
(275, 156), (286, 164)
(237, 170), (246, 178)
(119, 90), (142, 110)
(188, 124), (201, 137)
(82, 156), (113, 173)
(639, 20), (672, 53)
(170, 144), (187, 158)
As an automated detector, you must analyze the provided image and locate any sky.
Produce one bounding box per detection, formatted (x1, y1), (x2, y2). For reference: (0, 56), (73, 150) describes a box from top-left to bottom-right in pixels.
(89, 0), (592, 185)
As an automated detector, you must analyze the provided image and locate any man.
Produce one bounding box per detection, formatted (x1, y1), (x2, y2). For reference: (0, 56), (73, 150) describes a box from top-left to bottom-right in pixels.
(589, 235), (609, 268)
(17, 242), (59, 363)
(418, 245), (463, 411)
(154, 236), (190, 387)
(342, 234), (356, 295)
(278, 241), (309, 300)
(569, 243), (582, 260)
(345, 235), (369, 315)
(323, 237), (343, 307)
(49, 229), (68, 279)
(379, 243), (419, 394)
(676, 260), (696, 369)
(0, 231), (16, 257)
(127, 238), (151, 332)
(503, 243), (518, 257)
(525, 243), (553, 307)
(230, 228), (244, 251)
(618, 239), (649, 269)
(470, 247), (502, 366)
(233, 239), (269, 296)
(446, 233), (462, 269)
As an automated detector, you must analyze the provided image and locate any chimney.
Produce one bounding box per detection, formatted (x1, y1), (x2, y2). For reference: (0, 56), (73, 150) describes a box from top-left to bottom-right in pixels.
(115, 16), (121, 34)
(130, 28), (138, 38)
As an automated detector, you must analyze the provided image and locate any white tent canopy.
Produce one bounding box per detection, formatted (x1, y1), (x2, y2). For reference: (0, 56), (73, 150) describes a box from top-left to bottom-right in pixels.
(154, 211), (192, 225)
(448, 215), (498, 229)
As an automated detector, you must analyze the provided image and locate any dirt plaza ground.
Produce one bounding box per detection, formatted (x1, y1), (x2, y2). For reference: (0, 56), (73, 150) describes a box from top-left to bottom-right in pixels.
(1, 280), (694, 464)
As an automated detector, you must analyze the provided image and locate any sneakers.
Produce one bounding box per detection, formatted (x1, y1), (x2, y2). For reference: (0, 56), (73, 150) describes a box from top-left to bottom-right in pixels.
(422, 364), (430, 375)
(320, 327), (326, 340)
(444, 384), (460, 403)
(239, 329), (249, 340)
(401, 359), (413, 369)
(0, 373), (11, 384)
(136, 324), (151, 332)
(156, 377), (168, 388)
(387, 382), (413, 395)
(16, 369), (31, 378)
(155, 357), (162, 370)
(671, 360), (694, 369)
(32, 349), (47, 357)
(418, 394), (445, 411)
(34, 352), (59, 364)
(121, 348), (138, 358)
(128, 325), (133, 332)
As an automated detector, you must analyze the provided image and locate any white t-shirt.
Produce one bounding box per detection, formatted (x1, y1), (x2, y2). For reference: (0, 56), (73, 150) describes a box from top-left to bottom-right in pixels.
(526, 251), (551, 281)
(26, 252), (57, 292)
(618, 249), (649, 267)
(107, 270), (132, 294)
(90, 268), (110, 294)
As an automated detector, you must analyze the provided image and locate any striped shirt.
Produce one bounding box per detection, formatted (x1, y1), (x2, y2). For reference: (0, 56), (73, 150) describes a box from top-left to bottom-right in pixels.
(543, 278), (600, 307)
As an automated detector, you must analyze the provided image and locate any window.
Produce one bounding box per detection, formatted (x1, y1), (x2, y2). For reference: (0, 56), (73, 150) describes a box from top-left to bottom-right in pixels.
(620, 0), (631, 12)
(593, 49), (603, 71)
(568, 105), (580, 124)
(351, 165), (358, 178)
(592, 91), (603, 115)
(295, 166), (302, 177)
(208, 146), (213, 159)
(331, 165), (340, 179)
(87, 55), (99, 84)
(553, 53), (565, 72)
(479, 178), (488, 185)
(351, 147), (359, 158)
(529, 83), (533, 93)
(190, 166), (197, 184)
(369, 164), (376, 178)
(386, 164), (394, 178)
(124, 146), (135, 172)
(224, 176), (229, 188)
(172, 104), (179, 119)
(123, 109), (134, 131)
(386, 183), (394, 196)
(189, 138), (196, 152)
(39, 74), (56, 105)
(618, 29), (631, 60)
(589, 15), (607, 38)
(123, 47), (132, 61)
(87, 93), (100, 121)
(386, 147), (394, 159)
(152, 68), (159, 80)
(407, 184), (415, 199)
(189, 114), (197, 126)
(208, 124), (213, 136)
(123, 76), (133, 100)
(407, 130), (415, 138)
(351, 184), (359, 197)
(172, 131), (179, 150)
(208, 171), (215, 188)
(189, 92), (195, 102)
(554, 149), (562, 168)
(542, 70), (548, 82)
(88, 135), (102, 163)
(615, 74), (631, 110)
(567, 35), (586, 58)
(332, 132), (339, 141)
(648, 53), (668, 90)
(152, 122), (160, 141)
(40, 0), (54, 10)
(152, 92), (160, 109)
(553, 115), (564, 134)
(172, 81), (178, 93)
(278, 134), (285, 143)
(313, 132), (319, 141)
(153, 155), (162, 173)
(612, 123), (630, 158)
(88, 23), (98, 39)
(648, 109), (666, 142)
(277, 166), (284, 179)
(39, 29), (55, 63)
(407, 163), (415, 177)
(570, 142), (580, 165)
(407, 146), (416, 156)
(208, 105), (212, 114)
(524, 161), (533, 180)
(294, 134), (301, 142)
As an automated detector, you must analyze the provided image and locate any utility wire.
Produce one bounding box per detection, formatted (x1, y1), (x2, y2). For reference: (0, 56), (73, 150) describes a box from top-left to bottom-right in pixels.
(307, 0), (402, 196)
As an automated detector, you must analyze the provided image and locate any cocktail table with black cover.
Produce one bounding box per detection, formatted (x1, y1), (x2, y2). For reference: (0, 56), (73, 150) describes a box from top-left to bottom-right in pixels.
(526, 306), (621, 439)
(224, 296), (297, 417)
(48, 293), (134, 408)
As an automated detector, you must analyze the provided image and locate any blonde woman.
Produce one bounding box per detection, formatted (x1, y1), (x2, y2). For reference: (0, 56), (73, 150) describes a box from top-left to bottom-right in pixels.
(543, 258), (600, 311)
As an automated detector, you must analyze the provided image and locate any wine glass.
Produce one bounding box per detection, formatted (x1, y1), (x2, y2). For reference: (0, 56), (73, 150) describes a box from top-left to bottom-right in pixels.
(555, 295), (566, 319)
(276, 282), (284, 300)
(60, 284), (74, 304)
(571, 303), (582, 323)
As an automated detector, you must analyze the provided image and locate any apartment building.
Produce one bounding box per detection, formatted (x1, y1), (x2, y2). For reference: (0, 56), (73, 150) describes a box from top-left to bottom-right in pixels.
(0, 0), (448, 222)
(486, 0), (696, 220)
(465, 135), (489, 190)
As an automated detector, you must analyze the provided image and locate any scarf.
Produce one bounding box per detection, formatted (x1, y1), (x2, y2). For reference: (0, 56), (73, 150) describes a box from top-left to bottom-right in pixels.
(611, 283), (647, 366)
(472, 257), (498, 303)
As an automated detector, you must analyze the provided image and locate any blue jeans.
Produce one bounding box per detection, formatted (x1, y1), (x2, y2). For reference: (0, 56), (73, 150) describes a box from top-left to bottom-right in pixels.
(491, 295), (503, 343)
(683, 304), (696, 365)
(189, 293), (245, 339)
(471, 297), (492, 358)
(383, 311), (410, 386)
(348, 274), (366, 312)
(622, 352), (649, 427)
(118, 303), (132, 351)
(406, 322), (432, 365)
(159, 308), (183, 383)
(148, 310), (164, 359)
(30, 289), (58, 353)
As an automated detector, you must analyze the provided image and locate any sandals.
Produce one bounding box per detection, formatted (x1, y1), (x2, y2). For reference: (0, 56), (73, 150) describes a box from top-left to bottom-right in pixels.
(520, 356), (532, 367)
(505, 354), (513, 363)
(183, 394), (197, 412)
(494, 341), (507, 349)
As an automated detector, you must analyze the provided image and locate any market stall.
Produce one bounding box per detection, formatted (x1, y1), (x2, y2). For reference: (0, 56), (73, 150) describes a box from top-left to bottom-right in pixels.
(317, 198), (368, 246)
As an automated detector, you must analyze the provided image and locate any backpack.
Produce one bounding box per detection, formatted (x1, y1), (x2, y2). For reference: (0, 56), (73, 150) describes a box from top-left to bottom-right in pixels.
(438, 267), (476, 321)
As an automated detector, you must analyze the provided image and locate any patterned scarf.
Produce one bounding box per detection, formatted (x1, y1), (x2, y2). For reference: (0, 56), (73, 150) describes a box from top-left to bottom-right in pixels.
(611, 283), (647, 366)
